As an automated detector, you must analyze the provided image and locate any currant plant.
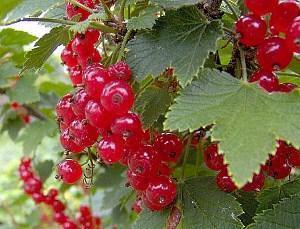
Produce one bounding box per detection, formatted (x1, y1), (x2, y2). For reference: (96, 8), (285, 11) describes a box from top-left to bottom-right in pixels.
(0, 0), (300, 228)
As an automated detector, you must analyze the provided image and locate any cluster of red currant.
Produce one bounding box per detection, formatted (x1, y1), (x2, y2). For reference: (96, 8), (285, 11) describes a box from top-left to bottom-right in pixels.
(18, 158), (102, 229)
(236, 0), (299, 92)
(204, 140), (300, 192)
(10, 101), (31, 124)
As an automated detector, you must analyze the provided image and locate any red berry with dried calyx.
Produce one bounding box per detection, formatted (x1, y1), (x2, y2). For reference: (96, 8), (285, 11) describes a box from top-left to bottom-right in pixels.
(57, 159), (82, 184)
(242, 172), (265, 192)
(109, 61), (132, 81)
(249, 70), (279, 92)
(97, 135), (125, 164)
(203, 143), (225, 171)
(60, 129), (84, 153)
(71, 88), (90, 119)
(56, 94), (77, 125)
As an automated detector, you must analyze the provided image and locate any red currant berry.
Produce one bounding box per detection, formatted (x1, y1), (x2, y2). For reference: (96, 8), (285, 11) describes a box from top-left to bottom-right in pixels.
(84, 66), (110, 101)
(68, 65), (83, 86)
(108, 61), (132, 81)
(216, 168), (237, 192)
(61, 43), (78, 67)
(244, 0), (279, 16)
(101, 80), (134, 115)
(77, 48), (102, 68)
(129, 145), (160, 177)
(111, 112), (143, 141)
(52, 199), (66, 212)
(54, 212), (68, 224)
(19, 170), (34, 181)
(72, 34), (94, 58)
(265, 155), (291, 179)
(235, 14), (267, 46)
(157, 162), (172, 176)
(203, 143), (225, 171)
(69, 119), (99, 147)
(97, 135), (125, 164)
(250, 70), (279, 92)
(277, 83), (297, 93)
(119, 145), (135, 166)
(71, 88), (90, 119)
(127, 169), (149, 191)
(63, 220), (78, 229)
(32, 192), (46, 204)
(56, 94), (77, 125)
(145, 176), (177, 209)
(85, 29), (101, 44)
(257, 37), (293, 71)
(132, 198), (143, 214)
(85, 100), (112, 130)
(288, 147), (300, 167)
(11, 101), (20, 110)
(80, 205), (91, 216)
(60, 129), (84, 153)
(24, 177), (43, 195)
(286, 16), (300, 53)
(153, 132), (183, 163)
(48, 188), (58, 199)
(270, 0), (300, 34)
(57, 159), (83, 184)
(66, 0), (94, 21)
(242, 172), (265, 192)
(142, 194), (164, 211)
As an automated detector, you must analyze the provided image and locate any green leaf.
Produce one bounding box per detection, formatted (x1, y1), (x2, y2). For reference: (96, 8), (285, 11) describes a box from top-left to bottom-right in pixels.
(70, 20), (90, 34)
(0, 111), (24, 139)
(0, 62), (19, 88)
(7, 74), (40, 103)
(181, 176), (243, 228)
(18, 120), (56, 154)
(248, 195), (300, 229)
(279, 74), (300, 86)
(35, 160), (54, 182)
(0, 29), (36, 46)
(217, 39), (233, 66)
(4, 0), (64, 22)
(0, 0), (21, 20)
(22, 26), (70, 73)
(39, 81), (73, 97)
(235, 192), (258, 226)
(164, 68), (300, 187)
(133, 209), (170, 229)
(39, 2), (65, 28)
(127, 6), (160, 30)
(95, 165), (125, 188)
(256, 178), (300, 214)
(126, 6), (223, 86)
(135, 86), (172, 128)
(151, 0), (202, 9)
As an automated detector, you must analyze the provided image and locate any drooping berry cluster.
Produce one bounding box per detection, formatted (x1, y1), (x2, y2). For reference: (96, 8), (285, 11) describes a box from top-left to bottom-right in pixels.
(203, 140), (300, 192)
(236, 0), (299, 93)
(19, 158), (101, 229)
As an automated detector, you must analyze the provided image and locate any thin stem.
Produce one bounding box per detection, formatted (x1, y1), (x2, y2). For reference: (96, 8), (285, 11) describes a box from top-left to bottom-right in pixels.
(223, 26), (235, 35)
(23, 105), (47, 121)
(128, 5), (131, 19)
(90, 21), (118, 33)
(1, 17), (75, 26)
(181, 134), (192, 181)
(101, 36), (108, 57)
(66, 0), (94, 13)
(100, 0), (114, 19)
(110, 44), (121, 65)
(223, 0), (239, 20)
(120, 0), (127, 22)
(135, 78), (154, 98)
(277, 72), (300, 77)
(239, 47), (248, 81)
(117, 29), (133, 62)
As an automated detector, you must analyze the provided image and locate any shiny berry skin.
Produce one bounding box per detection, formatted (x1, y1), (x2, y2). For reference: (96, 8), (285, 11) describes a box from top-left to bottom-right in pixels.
(145, 176), (177, 209)
(85, 100), (112, 130)
(101, 80), (134, 115)
(203, 143), (225, 171)
(56, 94), (77, 125)
(129, 145), (160, 177)
(69, 119), (99, 147)
(71, 35), (94, 58)
(158, 162), (172, 176)
(54, 212), (68, 224)
(108, 61), (132, 81)
(71, 88), (90, 118)
(249, 70), (279, 92)
(265, 155), (291, 179)
(68, 65), (83, 86)
(235, 15), (267, 46)
(52, 199), (66, 212)
(242, 172), (265, 192)
(77, 48), (102, 68)
(153, 132), (183, 163)
(84, 66), (110, 100)
(143, 194), (164, 211)
(244, 0), (278, 16)
(19, 170), (34, 181)
(85, 29), (101, 44)
(57, 159), (82, 184)
(111, 112), (143, 141)
(257, 37), (293, 71)
(270, 0), (299, 34)
(66, 0), (94, 21)
(61, 43), (78, 67)
(132, 198), (143, 214)
(286, 16), (300, 53)
(288, 147), (300, 167)
(277, 83), (297, 93)
(97, 135), (124, 164)
(127, 169), (149, 191)
(24, 177), (43, 194)
(63, 220), (78, 229)
(32, 192), (46, 204)
(216, 169), (237, 192)
(60, 129), (84, 153)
